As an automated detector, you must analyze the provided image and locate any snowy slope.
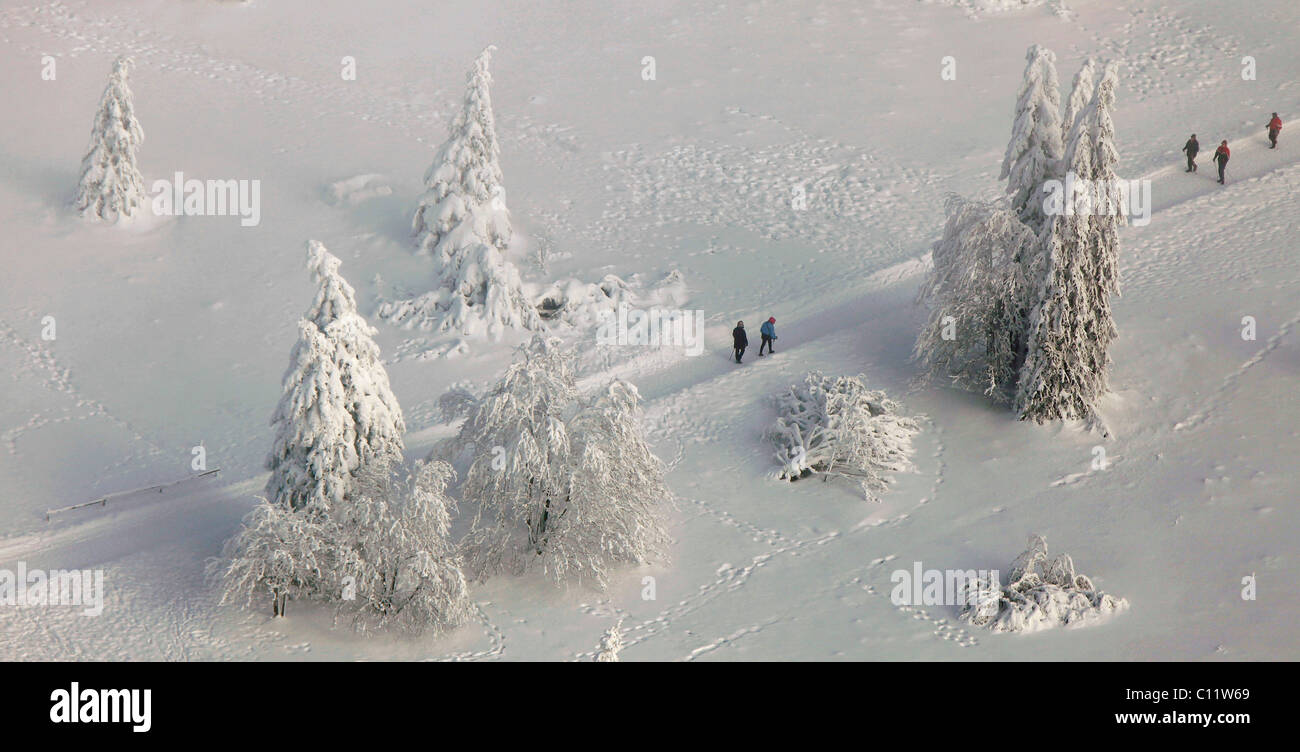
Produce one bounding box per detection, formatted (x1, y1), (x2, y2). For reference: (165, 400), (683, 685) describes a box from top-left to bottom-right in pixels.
(1, 0), (1297, 660)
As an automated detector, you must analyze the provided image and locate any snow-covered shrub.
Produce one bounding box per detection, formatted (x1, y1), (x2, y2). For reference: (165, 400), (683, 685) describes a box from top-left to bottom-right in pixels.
(1000, 44), (1064, 232)
(337, 458), (473, 634)
(75, 56), (146, 222)
(533, 270), (688, 329)
(914, 195), (1038, 402)
(767, 372), (921, 502)
(381, 45), (539, 338)
(456, 337), (671, 588)
(959, 535), (1128, 633)
(215, 497), (334, 618)
(595, 619), (625, 662)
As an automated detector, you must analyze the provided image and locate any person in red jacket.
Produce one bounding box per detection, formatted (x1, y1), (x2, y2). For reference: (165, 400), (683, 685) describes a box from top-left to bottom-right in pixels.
(1213, 140), (1230, 184)
(1268, 112), (1283, 149)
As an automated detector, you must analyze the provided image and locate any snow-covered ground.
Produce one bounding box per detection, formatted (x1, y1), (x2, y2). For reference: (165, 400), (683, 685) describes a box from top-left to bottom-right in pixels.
(1, 0), (1297, 660)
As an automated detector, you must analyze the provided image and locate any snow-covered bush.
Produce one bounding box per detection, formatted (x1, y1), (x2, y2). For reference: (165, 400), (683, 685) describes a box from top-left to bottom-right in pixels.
(767, 372), (921, 502)
(266, 241), (406, 512)
(381, 46), (539, 339)
(75, 56), (146, 222)
(456, 337), (671, 588)
(958, 535), (1128, 633)
(914, 195), (1037, 402)
(533, 270), (688, 329)
(215, 497), (334, 618)
(1000, 44), (1064, 232)
(595, 619), (625, 662)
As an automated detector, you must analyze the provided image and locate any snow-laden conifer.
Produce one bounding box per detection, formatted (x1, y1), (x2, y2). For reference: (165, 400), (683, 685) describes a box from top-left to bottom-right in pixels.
(75, 56), (146, 222)
(1000, 45), (1064, 231)
(595, 619), (625, 662)
(1060, 57), (1096, 146)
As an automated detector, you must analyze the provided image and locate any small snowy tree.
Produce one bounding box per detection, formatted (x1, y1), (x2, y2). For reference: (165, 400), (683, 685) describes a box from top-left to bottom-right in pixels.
(215, 497), (336, 617)
(457, 338), (670, 587)
(767, 372), (921, 502)
(959, 535), (1128, 633)
(266, 242), (405, 512)
(75, 56), (146, 222)
(1000, 44), (1064, 231)
(383, 46), (539, 338)
(340, 458), (472, 635)
(1016, 63), (1121, 427)
(915, 196), (1038, 401)
(595, 619), (625, 662)
(1060, 57), (1097, 146)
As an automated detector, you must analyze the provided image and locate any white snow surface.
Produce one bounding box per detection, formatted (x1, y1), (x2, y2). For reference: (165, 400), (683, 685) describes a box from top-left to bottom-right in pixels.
(1, 0), (1297, 660)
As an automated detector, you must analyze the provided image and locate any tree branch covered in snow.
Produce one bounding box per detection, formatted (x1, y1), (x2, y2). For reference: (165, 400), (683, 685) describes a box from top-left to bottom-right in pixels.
(959, 534), (1128, 633)
(767, 372), (921, 502)
(75, 56), (146, 222)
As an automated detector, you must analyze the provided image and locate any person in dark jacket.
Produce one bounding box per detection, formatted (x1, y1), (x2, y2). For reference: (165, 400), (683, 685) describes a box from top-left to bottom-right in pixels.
(758, 317), (777, 356)
(1213, 140), (1230, 184)
(1182, 134), (1199, 172)
(1268, 113), (1282, 149)
(732, 321), (748, 363)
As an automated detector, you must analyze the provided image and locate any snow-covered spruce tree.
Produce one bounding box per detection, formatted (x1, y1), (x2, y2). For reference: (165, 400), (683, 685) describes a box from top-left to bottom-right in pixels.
(914, 195), (1038, 401)
(767, 372), (921, 502)
(381, 46), (540, 338)
(457, 338), (670, 587)
(266, 241), (406, 513)
(339, 458), (472, 634)
(958, 535), (1128, 633)
(75, 56), (146, 222)
(1088, 62), (1124, 310)
(595, 619), (625, 662)
(1060, 57), (1097, 146)
(1016, 63), (1122, 426)
(1000, 44), (1064, 232)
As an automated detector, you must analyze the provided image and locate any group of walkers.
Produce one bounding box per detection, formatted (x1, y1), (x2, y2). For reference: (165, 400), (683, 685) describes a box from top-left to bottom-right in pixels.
(1182, 113), (1283, 185)
(732, 317), (777, 363)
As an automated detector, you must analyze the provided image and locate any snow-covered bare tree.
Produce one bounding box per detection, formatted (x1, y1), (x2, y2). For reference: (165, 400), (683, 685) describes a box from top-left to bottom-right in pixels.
(1016, 62), (1122, 427)
(215, 496), (335, 617)
(560, 381), (672, 587)
(595, 619), (625, 662)
(767, 372), (921, 502)
(1000, 44), (1064, 231)
(1060, 57), (1097, 146)
(958, 534), (1128, 633)
(457, 338), (670, 587)
(266, 241), (405, 512)
(75, 56), (146, 222)
(914, 195), (1038, 401)
(339, 458), (472, 634)
(381, 46), (539, 338)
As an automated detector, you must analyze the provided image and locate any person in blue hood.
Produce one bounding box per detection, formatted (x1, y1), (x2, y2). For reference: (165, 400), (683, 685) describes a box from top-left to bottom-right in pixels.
(758, 317), (777, 356)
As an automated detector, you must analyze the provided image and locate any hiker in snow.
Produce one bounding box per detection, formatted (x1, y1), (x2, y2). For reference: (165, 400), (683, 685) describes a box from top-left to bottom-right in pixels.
(1182, 134), (1199, 172)
(732, 321), (748, 363)
(1213, 140), (1230, 184)
(1268, 112), (1283, 149)
(759, 317), (777, 356)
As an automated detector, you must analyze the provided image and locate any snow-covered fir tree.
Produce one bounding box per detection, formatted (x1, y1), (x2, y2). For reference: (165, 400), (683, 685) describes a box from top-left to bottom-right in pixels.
(914, 195), (1038, 401)
(266, 241), (406, 512)
(75, 55), (146, 222)
(456, 337), (670, 587)
(1016, 62), (1122, 427)
(1061, 57), (1097, 146)
(595, 619), (625, 662)
(1000, 44), (1064, 231)
(381, 46), (540, 338)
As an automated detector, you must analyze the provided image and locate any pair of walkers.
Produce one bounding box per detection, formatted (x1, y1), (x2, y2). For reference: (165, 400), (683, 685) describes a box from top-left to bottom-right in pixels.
(1182, 113), (1283, 185)
(732, 317), (777, 363)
